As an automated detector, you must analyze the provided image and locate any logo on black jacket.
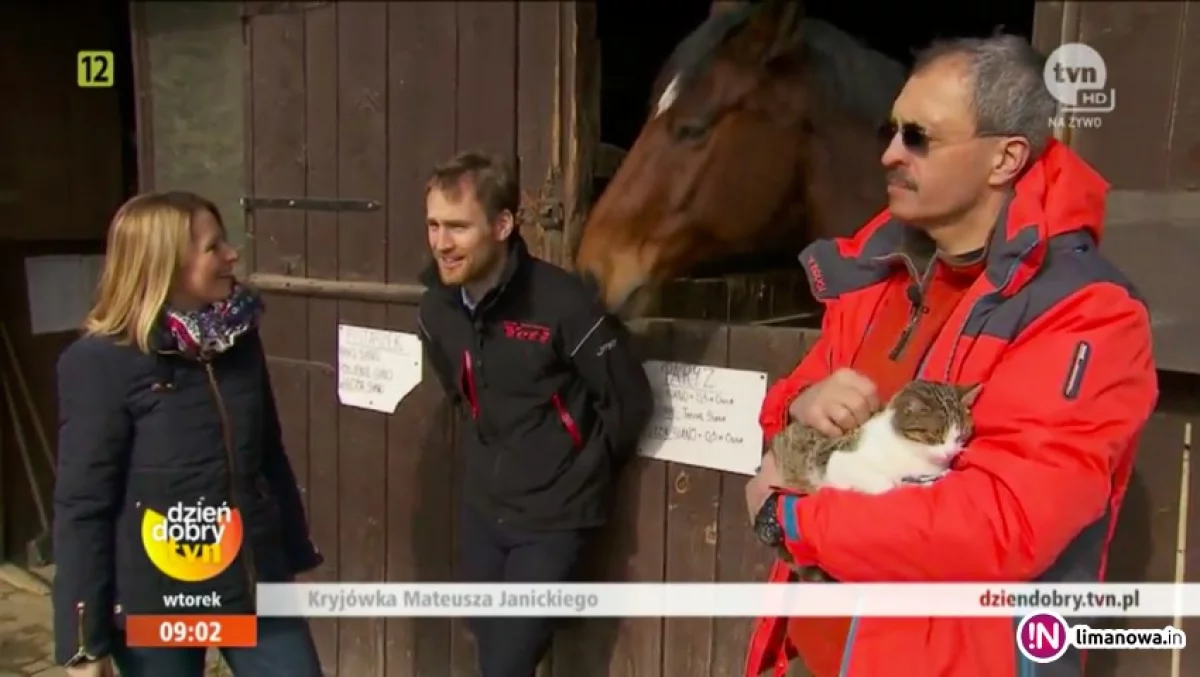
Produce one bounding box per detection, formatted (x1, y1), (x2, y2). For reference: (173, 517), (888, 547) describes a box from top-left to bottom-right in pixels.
(504, 321), (551, 343)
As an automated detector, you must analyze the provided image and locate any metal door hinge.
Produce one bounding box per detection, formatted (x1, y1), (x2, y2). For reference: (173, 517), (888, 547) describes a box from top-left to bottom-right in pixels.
(240, 196), (382, 213)
(536, 199), (565, 232)
(520, 172), (565, 232)
(519, 197), (564, 232)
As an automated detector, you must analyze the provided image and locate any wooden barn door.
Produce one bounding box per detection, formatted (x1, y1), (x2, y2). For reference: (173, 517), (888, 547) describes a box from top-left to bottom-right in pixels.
(511, 2), (598, 268)
(1033, 2), (1200, 377)
(242, 2), (586, 675)
(1033, 6), (1200, 677)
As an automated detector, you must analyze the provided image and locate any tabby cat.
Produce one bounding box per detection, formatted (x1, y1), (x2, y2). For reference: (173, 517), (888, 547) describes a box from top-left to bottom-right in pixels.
(768, 380), (982, 581)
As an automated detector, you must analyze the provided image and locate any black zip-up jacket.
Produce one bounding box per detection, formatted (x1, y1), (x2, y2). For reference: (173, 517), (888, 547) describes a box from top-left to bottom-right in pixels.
(51, 328), (321, 666)
(417, 235), (654, 530)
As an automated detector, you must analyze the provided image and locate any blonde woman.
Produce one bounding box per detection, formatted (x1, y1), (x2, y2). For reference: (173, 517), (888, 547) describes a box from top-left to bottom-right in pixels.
(52, 191), (323, 677)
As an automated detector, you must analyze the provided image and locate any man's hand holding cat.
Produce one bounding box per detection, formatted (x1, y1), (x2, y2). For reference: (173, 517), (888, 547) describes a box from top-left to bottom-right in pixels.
(746, 451), (785, 524)
(789, 368), (879, 436)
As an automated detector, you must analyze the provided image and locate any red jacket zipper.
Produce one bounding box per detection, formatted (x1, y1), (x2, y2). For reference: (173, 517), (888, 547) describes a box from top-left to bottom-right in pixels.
(462, 350), (479, 418)
(551, 392), (582, 449)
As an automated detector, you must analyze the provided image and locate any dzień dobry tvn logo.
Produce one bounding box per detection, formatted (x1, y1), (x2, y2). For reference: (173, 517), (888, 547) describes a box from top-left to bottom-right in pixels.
(1044, 42), (1114, 130)
(141, 500), (244, 582)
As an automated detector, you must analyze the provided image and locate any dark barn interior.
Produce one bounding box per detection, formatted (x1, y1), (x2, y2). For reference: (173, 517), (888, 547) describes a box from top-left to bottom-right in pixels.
(0, 0), (136, 561)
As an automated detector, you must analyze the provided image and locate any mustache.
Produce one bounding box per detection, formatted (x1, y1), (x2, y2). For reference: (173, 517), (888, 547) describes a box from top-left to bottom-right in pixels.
(886, 169), (917, 190)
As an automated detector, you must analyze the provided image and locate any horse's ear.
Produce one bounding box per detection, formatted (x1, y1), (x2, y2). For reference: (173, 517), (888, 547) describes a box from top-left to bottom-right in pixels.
(710, 0), (748, 17)
(756, 0), (804, 62)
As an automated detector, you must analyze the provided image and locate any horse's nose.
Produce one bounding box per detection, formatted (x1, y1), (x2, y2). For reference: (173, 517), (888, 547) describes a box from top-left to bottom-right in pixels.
(613, 281), (644, 318)
(578, 264), (645, 316)
(578, 268), (601, 299)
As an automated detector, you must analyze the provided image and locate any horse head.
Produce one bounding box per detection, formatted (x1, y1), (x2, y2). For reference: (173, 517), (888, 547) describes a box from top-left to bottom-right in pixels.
(576, 1), (904, 315)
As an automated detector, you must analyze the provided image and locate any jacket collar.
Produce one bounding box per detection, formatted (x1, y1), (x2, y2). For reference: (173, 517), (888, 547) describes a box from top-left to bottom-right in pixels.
(799, 140), (1109, 302)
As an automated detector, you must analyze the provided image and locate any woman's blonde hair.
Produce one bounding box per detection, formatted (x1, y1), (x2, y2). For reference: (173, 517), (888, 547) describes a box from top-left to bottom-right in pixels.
(84, 191), (224, 353)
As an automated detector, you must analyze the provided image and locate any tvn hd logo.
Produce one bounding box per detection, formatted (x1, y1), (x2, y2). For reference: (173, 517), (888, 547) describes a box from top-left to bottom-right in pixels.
(1044, 42), (1114, 130)
(141, 499), (244, 582)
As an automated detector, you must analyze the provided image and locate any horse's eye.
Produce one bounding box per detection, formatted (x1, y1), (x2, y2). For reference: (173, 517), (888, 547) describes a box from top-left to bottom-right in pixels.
(673, 118), (709, 141)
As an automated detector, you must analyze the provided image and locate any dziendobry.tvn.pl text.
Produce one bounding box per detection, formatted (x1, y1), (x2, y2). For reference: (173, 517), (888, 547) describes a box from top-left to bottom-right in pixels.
(980, 589), (1140, 613)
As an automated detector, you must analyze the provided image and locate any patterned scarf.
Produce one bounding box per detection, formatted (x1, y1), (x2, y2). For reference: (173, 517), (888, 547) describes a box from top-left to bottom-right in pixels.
(160, 283), (263, 359)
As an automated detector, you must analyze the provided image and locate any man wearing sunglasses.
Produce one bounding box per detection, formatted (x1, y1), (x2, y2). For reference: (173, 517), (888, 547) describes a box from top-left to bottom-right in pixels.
(744, 34), (1157, 677)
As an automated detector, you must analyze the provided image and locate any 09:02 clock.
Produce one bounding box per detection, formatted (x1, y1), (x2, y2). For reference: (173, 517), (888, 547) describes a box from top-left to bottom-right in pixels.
(124, 613), (257, 648)
(159, 619), (223, 644)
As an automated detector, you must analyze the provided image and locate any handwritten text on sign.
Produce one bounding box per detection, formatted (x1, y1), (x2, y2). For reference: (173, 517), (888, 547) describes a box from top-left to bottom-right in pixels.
(637, 360), (768, 476)
(337, 325), (423, 413)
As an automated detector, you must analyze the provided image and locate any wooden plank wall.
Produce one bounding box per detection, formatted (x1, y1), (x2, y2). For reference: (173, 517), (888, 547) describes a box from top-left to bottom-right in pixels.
(654, 271), (817, 326)
(1053, 2), (1200, 374)
(1092, 371), (1197, 677)
(246, 2), (561, 674)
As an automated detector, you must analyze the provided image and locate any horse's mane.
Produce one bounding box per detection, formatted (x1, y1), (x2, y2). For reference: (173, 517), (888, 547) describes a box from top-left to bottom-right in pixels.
(650, 4), (759, 106)
(793, 20), (907, 125)
(650, 6), (907, 128)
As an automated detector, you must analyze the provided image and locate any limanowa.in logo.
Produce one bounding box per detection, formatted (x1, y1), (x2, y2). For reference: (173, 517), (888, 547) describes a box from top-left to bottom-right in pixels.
(1017, 611), (1186, 664)
(141, 499), (244, 582)
(1043, 42), (1114, 129)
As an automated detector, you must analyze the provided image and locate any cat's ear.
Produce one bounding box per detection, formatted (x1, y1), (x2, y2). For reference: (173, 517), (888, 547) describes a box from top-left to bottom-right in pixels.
(958, 382), (983, 407)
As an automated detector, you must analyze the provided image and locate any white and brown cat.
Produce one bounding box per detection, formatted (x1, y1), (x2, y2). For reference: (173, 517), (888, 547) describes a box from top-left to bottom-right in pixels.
(768, 380), (982, 581)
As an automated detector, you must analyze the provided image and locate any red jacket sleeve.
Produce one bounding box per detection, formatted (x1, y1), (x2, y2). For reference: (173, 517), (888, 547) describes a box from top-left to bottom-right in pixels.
(759, 305), (844, 440)
(775, 282), (1157, 581)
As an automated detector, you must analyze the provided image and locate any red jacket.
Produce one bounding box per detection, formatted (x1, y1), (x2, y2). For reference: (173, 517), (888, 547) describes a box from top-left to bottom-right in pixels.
(744, 141), (1158, 677)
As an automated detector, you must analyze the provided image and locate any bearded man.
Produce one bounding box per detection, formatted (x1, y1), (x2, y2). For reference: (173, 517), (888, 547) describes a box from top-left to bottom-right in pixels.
(417, 151), (653, 677)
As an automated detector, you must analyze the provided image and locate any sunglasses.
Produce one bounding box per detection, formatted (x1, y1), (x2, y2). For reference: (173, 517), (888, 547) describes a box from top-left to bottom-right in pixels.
(880, 119), (1021, 154)
(879, 119), (933, 153)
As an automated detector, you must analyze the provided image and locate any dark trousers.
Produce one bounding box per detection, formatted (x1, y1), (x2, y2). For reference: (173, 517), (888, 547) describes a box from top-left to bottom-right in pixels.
(459, 501), (591, 677)
(110, 616), (322, 677)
